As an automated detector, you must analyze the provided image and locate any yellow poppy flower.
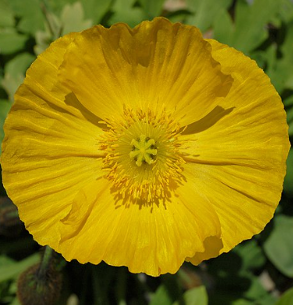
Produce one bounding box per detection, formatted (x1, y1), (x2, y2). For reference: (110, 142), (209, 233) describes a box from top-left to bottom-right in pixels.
(1, 18), (290, 276)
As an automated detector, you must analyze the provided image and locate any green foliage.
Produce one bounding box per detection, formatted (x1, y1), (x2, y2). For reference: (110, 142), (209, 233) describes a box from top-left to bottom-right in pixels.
(108, 0), (145, 27)
(139, 0), (165, 19)
(0, 253), (40, 283)
(8, 0), (46, 35)
(0, 0), (293, 304)
(264, 215), (293, 277)
(207, 239), (277, 305)
(173, 286), (208, 305)
(2, 53), (35, 101)
(0, 31), (29, 55)
(149, 279), (208, 305)
(214, 0), (280, 54)
(185, 0), (232, 32)
(284, 149), (293, 196)
(233, 239), (266, 272)
(276, 287), (293, 305)
(0, 100), (11, 151)
(150, 284), (175, 305)
(60, 2), (92, 35)
(266, 21), (293, 93)
(80, 0), (112, 23)
(0, 0), (14, 27)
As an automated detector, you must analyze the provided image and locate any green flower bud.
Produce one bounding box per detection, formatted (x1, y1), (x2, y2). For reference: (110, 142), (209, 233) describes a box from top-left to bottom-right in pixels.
(17, 248), (62, 305)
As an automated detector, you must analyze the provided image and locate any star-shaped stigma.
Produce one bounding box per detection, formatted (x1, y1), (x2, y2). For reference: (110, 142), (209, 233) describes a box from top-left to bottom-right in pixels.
(129, 135), (158, 167)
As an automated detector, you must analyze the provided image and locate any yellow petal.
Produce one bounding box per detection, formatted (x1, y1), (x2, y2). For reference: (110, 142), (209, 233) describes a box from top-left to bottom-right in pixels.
(179, 40), (290, 255)
(1, 32), (105, 249)
(2, 18), (289, 277)
(58, 18), (232, 124)
(58, 177), (222, 277)
(186, 236), (223, 265)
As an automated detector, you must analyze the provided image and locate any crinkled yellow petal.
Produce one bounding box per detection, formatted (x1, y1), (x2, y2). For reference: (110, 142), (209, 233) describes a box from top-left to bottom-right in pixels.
(1, 33), (105, 249)
(179, 40), (290, 257)
(57, 176), (222, 277)
(186, 236), (224, 265)
(1, 18), (289, 277)
(58, 18), (232, 124)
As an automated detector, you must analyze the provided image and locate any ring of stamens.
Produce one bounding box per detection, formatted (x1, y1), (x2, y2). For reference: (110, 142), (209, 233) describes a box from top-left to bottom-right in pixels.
(99, 108), (186, 202)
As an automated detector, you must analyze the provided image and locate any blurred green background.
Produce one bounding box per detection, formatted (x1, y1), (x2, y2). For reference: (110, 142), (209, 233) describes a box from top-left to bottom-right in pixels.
(0, 0), (293, 304)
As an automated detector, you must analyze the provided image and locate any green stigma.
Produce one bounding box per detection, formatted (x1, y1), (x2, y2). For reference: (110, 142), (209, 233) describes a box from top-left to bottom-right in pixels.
(129, 135), (157, 167)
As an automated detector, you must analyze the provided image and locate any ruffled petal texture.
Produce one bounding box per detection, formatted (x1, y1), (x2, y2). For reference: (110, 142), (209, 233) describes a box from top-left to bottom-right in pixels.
(1, 18), (290, 276)
(180, 40), (290, 262)
(58, 178), (222, 276)
(58, 18), (232, 124)
(1, 33), (106, 249)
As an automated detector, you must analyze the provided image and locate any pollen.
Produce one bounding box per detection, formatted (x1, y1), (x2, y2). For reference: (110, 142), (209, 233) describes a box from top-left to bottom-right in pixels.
(99, 107), (186, 202)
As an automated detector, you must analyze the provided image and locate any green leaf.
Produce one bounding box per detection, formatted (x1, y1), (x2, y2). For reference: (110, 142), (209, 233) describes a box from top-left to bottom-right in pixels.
(34, 28), (54, 55)
(287, 107), (293, 125)
(1, 73), (24, 101)
(0, 100), (12, 152)
(289, 122), (293, 137)
(109, 0), (145, 27)
(61, 2), (93, 35)
(139, 0), (165, 19)
(166, 10), (192, 23)
(231, 300), (252, 305)
(207, 247), (275, 305)
(40, 4), (62, 40)
(1, 53), (34, 102)
(234, 275), (276, 305)
(233, 239), (266, 272)
(276, 287), (293, 305)
(33, 6), (61, 54)
(0, 256), (15, 268)
(150, 284), (173, 305)
(243, 275), (271, 301)
(0, 253), (40, 283)
(10, 298), (21, 305)
(284, 96), (293, 108)
(264, 215), (293, 277)
(8, 278), (17, 294)
(80, 0), (113, 23)
(213, 9), (234, 44)
(284, 149), (293, 195)
(0, 30), (28, 55)
(267, 21), (293, 93)
(214, 0), (280, 54)
(234, 0), (279, 52)
(277, 0), (293, 23)
(257, 294), (278, 305)
(185, 0), (232, 33)
(150, 276), (182, 305)
(0, 0), (15, 27)
(8, 0), (45, 35)
(5, 53), (35, 77)
(232, 296), (276, 305)
(209, 272), (276, 305)
(173, 286), (208, 305)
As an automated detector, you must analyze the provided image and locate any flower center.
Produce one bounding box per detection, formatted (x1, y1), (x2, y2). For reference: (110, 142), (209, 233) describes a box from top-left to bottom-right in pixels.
(99, 108), (186, 203)
(129, 135), (157, 167)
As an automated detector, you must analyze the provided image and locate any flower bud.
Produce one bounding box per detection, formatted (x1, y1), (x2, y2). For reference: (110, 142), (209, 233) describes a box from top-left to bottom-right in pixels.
(17, 253), (62, 305)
